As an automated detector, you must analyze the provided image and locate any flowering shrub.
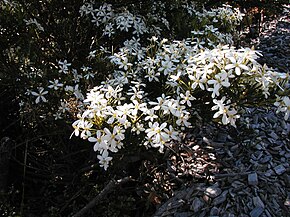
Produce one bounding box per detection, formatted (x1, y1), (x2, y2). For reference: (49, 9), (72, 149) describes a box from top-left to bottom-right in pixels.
(4, 0), (288, 170)
(72, 33), (289, 169)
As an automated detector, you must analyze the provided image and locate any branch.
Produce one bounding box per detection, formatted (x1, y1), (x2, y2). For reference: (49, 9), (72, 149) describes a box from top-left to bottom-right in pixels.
(72, 177), (131, 217)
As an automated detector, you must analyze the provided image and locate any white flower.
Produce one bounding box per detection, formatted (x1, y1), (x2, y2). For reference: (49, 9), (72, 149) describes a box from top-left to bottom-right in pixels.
(212, 97), (227, 121)
(189, 71), (207, 90)
(48, 79), (63, 90)
(58, 60), (71, 74)
(116, 103), (134, 119)
(168, 100), (186, 118)
(80, 121), (93, 139)
(84, 89), (107, 107)
(79, 3), (94, 16)
(97, 150), (112, 170)
(122, 120), (132, 129)
(88, 50), (96, 59)
(281, 96), (290, 120)
(205, 25), (218, 33)
(145, 122), (169, 152)
(88, 130), (107, 153)
(105, 107), (121, 124)
(144, 109), (158, 122)
(207, 71), (230, 98)
(127, 86), (144, 100)
(131, 123), (145, 135)
(115, 13), (134, 32)
(131, 100), (147, 117)
(103, 23), (115, 37)
(81, 66), (92, 72)
(103, 128), (118, 152)
(73, 85), (84, 100)
(84, 72), (95, 80)
(211, 97), (239, 126)
(165, 125), (180, 141)
(227, 109), (240, 127)
(103, 85), (116, 99)
(148, 94), (168, 111)
(176, 113), (191, 127)
(191, 38), (205, 50)
(158, 55), (176, 75)
(146, 122), (164, 139)
(274, 96), (290, 120)
(53, 112), (62, 120)
(59, 101), (70, 113)
(31, 87), (48, 104)
(71, 118), (83, 137)
(112, 125), (125, 141)
(72, 69), (83, 83)
(225, 56), (249, 75)
(180, 91), (195, 107)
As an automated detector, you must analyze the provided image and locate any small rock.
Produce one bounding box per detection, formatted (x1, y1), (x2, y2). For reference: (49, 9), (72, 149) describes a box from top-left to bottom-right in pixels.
(205, 186), (222, 198)
(273, 164), (286, 175)
(279, 150), (285, 156)
(216, 132), (228, 142)
(269, 131), (279, 140)
(259, 155), (272, 164)
(190, 197), (204, 213)
(213, 190), (228, 206)
(174, 212), (193, 217)
(210, 207), (219, 216)
(283, 174), (290, 186)
(253, 196), (265, 208)
(231, 180), (244, 188)
(248, 173), (258, 186)
(267, 114), (278, 124)
(264, 169), (274, 177)
(250, 207), (264, 217)
(255, 144), (263, 150)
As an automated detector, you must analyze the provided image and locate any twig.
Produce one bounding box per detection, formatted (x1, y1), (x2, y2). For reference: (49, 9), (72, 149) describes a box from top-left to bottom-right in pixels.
(72, 177), (131, 217)
(20, 139), (28, 215)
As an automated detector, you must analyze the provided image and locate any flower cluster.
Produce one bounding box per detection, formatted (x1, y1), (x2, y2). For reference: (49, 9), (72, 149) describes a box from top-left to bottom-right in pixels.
(189, 4), (244, 46)
(73, 39), (289, 170)
(79, 3), (148, 38)
(110, 37), (289, 124)
(71, 83), (192, 169)
(70, 3), (289, 170)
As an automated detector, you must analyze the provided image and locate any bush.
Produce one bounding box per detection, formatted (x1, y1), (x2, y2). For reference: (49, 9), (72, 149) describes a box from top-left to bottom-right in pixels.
(0, 0), (289, 215)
